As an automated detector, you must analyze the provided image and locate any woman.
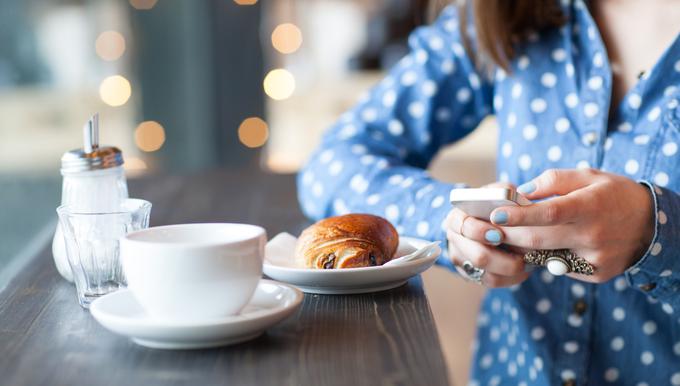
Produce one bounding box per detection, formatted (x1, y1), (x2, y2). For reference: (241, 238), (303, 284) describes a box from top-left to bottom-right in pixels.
(298, 0), (679, 385)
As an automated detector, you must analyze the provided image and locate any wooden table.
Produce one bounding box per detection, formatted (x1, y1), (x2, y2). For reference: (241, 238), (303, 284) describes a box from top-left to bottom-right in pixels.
(0, 169), (450, 386)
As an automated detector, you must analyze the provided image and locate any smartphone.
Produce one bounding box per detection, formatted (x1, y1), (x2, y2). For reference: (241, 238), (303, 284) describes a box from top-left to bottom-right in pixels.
(449, 188), (531, 220)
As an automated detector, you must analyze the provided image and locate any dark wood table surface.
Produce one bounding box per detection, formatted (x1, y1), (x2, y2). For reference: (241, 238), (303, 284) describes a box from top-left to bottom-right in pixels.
(0, 169), (450, 386)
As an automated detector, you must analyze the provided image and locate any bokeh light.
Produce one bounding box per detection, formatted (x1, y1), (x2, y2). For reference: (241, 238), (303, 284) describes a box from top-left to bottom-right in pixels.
(99, 75), (132, 107)
(234, 0), (258, 4)
(238, 117), (269, 148)
(95, 31), (126, 61)
(123, 156), (148, 171)
(134, 121), (166, 152)
(271, 23), (303, 54)
(263, 69), (295, 100)
(129, 0), (158, 10)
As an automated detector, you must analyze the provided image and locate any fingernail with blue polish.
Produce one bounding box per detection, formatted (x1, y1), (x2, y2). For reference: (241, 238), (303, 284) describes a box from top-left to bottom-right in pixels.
(492, 210), (508, 225)
(485, 229), (502, 244)
(517, 182), (536, 195)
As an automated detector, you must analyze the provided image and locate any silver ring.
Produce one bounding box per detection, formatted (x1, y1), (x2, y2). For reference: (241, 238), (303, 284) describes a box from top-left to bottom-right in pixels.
(459, 214), (470, 237)
(461, 260), (485, 284)
(523, 249), (595, 276)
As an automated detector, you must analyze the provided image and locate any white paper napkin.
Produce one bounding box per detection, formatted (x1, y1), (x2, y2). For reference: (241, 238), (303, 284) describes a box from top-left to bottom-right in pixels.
(265, 232), (440, 269)
(264, 232), (299, 268)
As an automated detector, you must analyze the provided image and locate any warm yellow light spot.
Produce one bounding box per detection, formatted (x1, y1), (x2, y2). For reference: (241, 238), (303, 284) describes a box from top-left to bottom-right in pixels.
(129, 0), (158, 10)
(266, 152), (300, 173)
(134, 121), (166, 152)
(234, 0), (257, 5)
(123, 156), (148, 171)
(99, 75), (132, 107)
(271, 23), (303, 54)
(263, 69), (295, 100)
(238, 117), (269, 148)
(95, 31), (126, 61)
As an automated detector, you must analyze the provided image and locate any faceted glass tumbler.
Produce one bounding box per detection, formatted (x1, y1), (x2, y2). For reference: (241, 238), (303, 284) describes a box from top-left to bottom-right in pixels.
(57, 199), (151, 308)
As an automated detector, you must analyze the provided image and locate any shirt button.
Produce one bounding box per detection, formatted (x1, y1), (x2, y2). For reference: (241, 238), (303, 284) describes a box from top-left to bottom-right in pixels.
(563, 379), (577, 386)
(582, 132), (598, 146)
(573, 299), (587, 315)
(638, 283), (656, 292)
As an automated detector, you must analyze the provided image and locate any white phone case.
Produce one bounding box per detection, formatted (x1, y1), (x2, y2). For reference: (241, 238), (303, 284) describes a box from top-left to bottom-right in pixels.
(449, 188), (531, 219)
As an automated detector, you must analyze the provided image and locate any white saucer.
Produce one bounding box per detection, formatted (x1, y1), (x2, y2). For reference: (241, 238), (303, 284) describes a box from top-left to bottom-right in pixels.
(90, 280), (303, 349)
(264, 237), (441, 294)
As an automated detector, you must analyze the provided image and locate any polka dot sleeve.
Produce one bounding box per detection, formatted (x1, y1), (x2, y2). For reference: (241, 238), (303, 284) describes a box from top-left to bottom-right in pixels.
(296, 6), (492, 258)
(625, 182), (680, 309)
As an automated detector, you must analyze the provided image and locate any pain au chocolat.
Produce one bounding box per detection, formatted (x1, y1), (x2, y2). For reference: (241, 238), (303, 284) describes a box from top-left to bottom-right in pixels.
(295, 213), (399, 269)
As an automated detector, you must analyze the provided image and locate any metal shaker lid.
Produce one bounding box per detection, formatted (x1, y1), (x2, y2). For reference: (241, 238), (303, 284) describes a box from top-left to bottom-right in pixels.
(61, 113), (124, 173)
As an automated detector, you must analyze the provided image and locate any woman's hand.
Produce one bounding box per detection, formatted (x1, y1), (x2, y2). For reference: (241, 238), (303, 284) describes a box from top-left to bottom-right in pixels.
(492, 168), (655, 283)
(445, 183), (530, 288)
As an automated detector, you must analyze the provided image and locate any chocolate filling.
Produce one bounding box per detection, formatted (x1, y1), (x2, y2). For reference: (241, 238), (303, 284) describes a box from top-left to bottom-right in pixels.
(323, 253), (336, 269)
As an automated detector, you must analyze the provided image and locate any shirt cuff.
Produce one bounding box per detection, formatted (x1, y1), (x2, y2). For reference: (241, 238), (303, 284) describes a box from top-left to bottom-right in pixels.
(624, 182), (680, 305)
(423, 183), (468, 272)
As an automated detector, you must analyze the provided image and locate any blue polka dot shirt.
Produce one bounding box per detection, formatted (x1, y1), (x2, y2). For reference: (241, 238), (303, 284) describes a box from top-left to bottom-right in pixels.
(297, 1), (680, 385)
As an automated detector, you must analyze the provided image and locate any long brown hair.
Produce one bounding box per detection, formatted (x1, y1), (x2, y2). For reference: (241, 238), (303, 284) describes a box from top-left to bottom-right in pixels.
(457, 0), (566, 72)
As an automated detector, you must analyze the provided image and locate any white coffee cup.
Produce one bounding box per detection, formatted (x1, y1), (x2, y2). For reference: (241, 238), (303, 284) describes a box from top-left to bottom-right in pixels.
(120, 223), (266, 321)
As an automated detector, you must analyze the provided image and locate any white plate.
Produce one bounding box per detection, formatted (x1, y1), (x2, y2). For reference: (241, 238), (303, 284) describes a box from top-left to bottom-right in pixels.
(264, 237), (441, 294)
(90, 280), (303, 349)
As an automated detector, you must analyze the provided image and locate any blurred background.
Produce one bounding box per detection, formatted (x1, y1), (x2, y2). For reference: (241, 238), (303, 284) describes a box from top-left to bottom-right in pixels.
(0, 0), (497, 383)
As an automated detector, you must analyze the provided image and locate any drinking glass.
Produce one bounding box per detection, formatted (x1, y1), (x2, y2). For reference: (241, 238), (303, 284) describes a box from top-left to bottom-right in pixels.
(57, 199), (151, 308)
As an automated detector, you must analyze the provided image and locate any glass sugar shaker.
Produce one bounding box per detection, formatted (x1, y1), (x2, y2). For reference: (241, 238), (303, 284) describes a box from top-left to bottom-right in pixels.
(52, 113), (129, 282)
